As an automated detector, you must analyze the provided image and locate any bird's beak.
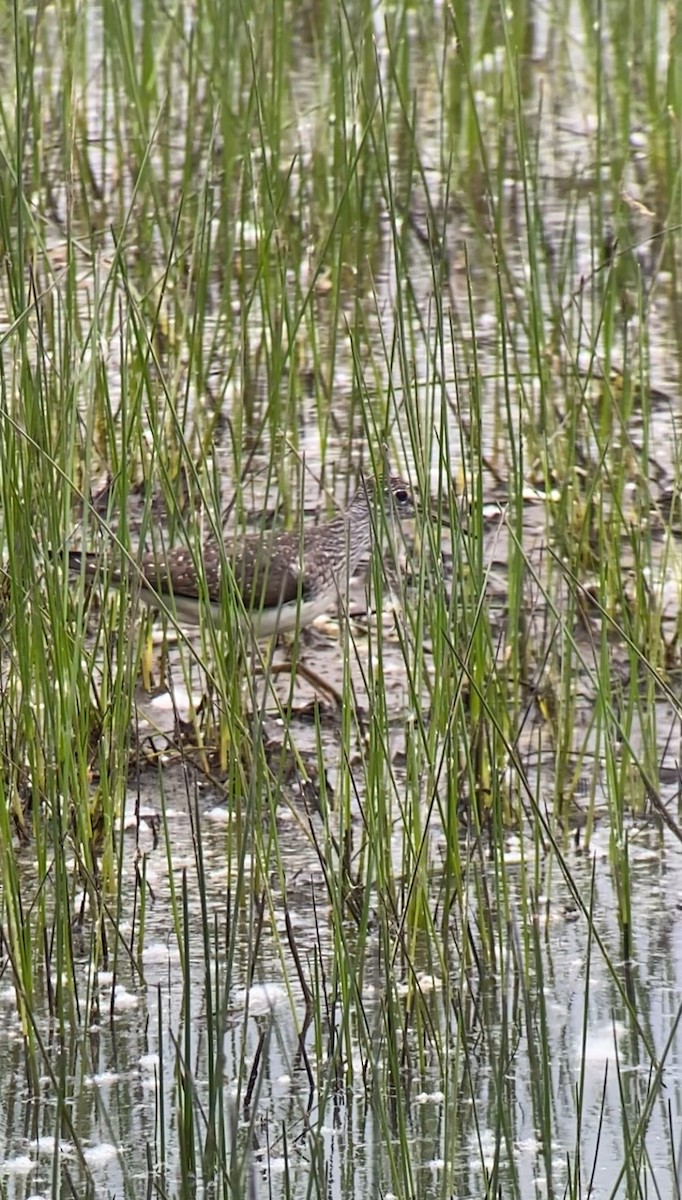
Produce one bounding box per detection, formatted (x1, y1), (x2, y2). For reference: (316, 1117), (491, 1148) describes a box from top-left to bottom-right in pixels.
(425, 493), (453, 529)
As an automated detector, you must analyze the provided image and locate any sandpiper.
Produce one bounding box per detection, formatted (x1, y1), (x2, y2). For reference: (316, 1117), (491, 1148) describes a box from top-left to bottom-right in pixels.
(69, 474), (417, 636)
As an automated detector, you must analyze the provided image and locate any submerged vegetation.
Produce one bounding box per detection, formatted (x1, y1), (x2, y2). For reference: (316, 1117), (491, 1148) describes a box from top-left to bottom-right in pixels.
(0, 0), (681, 1195)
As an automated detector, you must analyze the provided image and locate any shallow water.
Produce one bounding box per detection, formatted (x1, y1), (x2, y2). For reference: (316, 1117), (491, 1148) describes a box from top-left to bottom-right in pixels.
(1, 0), (682, 1196)
(2, 787), (681, 1198)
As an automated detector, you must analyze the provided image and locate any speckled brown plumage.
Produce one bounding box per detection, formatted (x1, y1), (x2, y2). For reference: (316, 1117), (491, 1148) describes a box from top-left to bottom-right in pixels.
(69, 474), (416, 635)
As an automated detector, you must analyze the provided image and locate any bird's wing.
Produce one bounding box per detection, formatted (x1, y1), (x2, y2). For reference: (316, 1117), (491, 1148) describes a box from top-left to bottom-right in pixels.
(233, 530), (307, 609)
(137, 546), (208, 599)
(137, 531), (310, 610)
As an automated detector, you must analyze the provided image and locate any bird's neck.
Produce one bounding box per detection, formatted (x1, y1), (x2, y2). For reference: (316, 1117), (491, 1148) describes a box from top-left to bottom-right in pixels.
(337, 486), (382, 568)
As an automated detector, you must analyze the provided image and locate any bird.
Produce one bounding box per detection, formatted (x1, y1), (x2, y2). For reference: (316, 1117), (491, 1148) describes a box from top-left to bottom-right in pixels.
(68, 474), (418, 637)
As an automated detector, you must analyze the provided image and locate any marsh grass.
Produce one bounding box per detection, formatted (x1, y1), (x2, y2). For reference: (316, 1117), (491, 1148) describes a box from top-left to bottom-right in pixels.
(0, 0), (681, 1196)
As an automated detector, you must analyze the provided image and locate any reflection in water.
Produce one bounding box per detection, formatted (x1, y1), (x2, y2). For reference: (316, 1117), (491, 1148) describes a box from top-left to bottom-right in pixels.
(1, 798), (680, 1198)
